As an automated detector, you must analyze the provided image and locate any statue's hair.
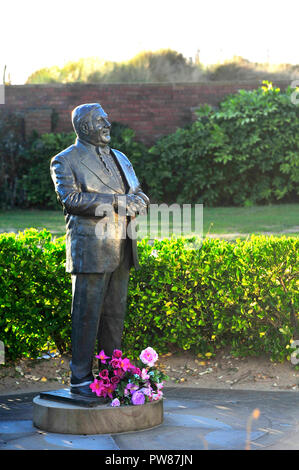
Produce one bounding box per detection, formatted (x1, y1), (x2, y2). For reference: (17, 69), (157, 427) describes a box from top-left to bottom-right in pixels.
(72, 103), (107, 134)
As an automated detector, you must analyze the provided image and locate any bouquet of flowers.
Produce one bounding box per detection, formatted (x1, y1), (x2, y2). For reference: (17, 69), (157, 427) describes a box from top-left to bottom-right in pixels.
(90, 347), (168, 407)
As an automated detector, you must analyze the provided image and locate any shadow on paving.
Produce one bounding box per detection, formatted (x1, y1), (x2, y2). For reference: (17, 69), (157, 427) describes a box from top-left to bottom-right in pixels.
(0, 387), (299, 450)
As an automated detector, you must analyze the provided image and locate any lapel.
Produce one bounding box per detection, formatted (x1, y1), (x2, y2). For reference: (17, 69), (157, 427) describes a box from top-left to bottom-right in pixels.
(111, 148), (140, 194)
(75, 139), (123, 193)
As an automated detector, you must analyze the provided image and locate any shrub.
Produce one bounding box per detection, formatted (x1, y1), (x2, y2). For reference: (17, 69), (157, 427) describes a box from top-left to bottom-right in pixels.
(147, 82), (299, 206)
(0, 230), (298, 362)
(26, 50), (205, 84)
(0, 121), (148, 210)
(146, 118), (224, 205)
(125, 235), (299, 361)
(0, 229), (71, 360)
(2, 83), (299, 209)
(21, 131), (75, 209)
(110, 122), (150, 193)
(207, 81), (299, 205)
(0, 112), (26, 209)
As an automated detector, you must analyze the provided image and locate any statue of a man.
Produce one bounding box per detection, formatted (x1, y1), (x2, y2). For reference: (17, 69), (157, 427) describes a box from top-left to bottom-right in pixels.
(50, 103), (149, 399)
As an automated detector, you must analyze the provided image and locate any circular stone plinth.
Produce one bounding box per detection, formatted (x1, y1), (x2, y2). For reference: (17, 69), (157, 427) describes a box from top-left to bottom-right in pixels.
(33, 396), (163, 435)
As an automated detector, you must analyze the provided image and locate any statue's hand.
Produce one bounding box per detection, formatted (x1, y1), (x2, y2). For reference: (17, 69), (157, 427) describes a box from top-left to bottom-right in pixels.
(126, 194), (147, 216)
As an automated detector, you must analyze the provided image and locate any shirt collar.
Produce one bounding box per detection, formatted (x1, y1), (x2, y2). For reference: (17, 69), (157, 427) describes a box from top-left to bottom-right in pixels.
(76, 137), (110, 155)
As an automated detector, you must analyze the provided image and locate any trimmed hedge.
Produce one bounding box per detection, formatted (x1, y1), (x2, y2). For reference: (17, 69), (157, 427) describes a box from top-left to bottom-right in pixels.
(0, 230), (298, 362)
(0, 230), (71, 359)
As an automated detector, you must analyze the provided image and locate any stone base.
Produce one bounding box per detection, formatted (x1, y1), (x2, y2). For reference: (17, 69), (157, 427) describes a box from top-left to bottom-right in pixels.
(33, 391), (164, 435)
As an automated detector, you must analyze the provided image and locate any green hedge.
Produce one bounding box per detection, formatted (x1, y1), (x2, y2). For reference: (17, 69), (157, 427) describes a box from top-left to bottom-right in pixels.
(0, 230), (71, 359)
(0, 230), (298, 362)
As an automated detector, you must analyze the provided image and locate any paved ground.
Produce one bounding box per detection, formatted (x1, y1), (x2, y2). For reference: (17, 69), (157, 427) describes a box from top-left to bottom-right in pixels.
(1, 386), (299, 450)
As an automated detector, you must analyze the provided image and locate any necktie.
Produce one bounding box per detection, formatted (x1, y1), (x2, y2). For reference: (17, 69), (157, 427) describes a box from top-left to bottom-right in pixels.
(96, 146), (126, 192)
(96, 147), (111, 174)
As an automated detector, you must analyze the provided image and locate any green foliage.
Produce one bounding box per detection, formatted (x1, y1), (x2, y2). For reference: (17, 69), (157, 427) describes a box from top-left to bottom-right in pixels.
(206, 56), (299, 82)
(0, 229), (71, 360)
(26, 50), (205, 84)
(0, 121), (147, 210)
(25, 52), (299, 84)
(125, 235), (299, 361)
(0, 112), (26, 209)
(146, 119), (225, 205)
(88, 49), (204, 83)
(1, 82), (299, 210)
(21, 132), (75, 209)
(208, 82), (299, 205)
(0, 230), (298, 362)
(25, 58), (108, 84)
(110, 122), (149, 192)
(147, 82), (299, 206)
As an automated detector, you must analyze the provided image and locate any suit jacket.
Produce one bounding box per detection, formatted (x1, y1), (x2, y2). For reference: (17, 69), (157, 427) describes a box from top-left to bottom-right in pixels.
(50, 138), (149, 273)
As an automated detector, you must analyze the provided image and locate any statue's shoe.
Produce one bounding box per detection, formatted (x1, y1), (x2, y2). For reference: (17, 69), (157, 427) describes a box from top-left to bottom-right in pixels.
(70, 383), (109, 403)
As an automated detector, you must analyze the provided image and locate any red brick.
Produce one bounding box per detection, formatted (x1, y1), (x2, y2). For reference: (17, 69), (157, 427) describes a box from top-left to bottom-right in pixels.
(4, 80), (290, 145)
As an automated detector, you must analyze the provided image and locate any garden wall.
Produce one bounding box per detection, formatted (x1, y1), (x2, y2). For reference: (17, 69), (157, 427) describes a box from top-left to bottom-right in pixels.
(1, 80), (290, 144)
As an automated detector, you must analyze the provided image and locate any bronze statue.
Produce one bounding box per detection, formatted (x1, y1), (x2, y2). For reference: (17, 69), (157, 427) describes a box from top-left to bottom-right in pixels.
(50, 103), (149, 399)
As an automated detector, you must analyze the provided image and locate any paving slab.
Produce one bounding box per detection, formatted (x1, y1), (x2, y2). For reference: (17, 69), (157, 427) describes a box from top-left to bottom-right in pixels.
(0, 387), (299, 450)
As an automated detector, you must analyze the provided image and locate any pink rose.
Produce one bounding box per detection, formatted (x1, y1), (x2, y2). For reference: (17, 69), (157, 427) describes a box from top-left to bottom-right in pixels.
(112, 349), (122, 358)
(110, 358), (121, 369)
(111, 376), (120, 385)
(139, 347), (158, 367)
(141, 368), (150, 380)
(130, 366), (142, 376)
(152, 390), (163, 401)
(99, 369), (109, 379)
(100, 377), (110, 386)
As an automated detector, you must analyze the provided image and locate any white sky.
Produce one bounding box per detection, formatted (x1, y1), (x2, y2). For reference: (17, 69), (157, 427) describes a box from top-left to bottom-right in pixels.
(1, 0), (299, 84)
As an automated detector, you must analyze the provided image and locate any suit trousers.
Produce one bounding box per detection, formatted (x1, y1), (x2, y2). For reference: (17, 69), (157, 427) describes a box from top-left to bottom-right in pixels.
(70, 238), (132, 385)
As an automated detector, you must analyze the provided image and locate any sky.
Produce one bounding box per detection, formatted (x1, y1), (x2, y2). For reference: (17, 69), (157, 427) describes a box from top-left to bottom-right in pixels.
(1, 0), (299, 84)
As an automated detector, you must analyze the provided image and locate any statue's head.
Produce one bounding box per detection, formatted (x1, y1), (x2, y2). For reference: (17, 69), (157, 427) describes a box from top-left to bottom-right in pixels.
(72, 103), (111, 146)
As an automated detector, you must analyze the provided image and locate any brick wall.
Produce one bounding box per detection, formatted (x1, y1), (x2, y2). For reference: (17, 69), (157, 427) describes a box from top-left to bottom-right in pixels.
(1, 80), (290, 145)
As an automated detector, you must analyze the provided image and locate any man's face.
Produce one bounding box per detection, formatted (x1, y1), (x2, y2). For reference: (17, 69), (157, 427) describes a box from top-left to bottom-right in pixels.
(82, 108), (111, 146)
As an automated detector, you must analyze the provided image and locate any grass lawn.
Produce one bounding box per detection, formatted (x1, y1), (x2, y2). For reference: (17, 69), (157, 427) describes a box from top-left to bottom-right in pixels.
(0, 203), (298, 239)
(202, 203), (299, 238)
(0, 210), (66, 237)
